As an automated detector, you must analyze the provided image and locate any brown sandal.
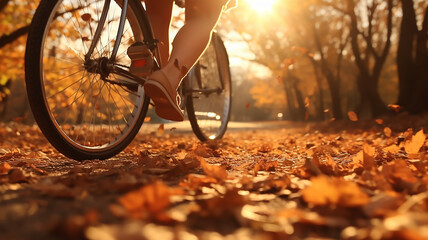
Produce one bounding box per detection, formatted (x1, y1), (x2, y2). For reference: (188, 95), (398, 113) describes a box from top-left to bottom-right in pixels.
(144, 70), (184, 122)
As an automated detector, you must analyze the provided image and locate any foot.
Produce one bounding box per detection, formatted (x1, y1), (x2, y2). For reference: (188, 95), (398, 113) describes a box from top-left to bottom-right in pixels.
(144, 70), (184, 122)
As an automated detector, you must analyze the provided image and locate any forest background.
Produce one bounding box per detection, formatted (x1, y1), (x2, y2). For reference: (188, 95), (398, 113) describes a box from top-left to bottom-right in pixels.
(0, 0), (428, 123)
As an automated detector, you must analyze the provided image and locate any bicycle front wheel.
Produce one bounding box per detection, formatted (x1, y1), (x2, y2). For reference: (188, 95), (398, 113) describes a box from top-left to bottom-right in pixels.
(186, 33), (232, 141)
(25, 0), (153, 160)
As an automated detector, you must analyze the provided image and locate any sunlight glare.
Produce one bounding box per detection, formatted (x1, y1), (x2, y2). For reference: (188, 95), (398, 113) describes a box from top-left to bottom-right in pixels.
(245, 0), (278, 14)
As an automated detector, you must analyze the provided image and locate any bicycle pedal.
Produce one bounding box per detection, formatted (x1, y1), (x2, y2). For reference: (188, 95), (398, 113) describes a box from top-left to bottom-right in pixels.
(127, 42), (154, 78)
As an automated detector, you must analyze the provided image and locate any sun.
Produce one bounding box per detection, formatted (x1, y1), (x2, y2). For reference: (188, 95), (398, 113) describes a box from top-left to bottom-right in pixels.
(245, 0), (278, 14)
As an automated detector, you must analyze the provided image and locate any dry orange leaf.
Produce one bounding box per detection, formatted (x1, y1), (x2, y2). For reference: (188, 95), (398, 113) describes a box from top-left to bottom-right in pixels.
(200, 158), (228, 182)
(383, 144), (400, 154)
(375, 119), (384, 125)
(283, 58), (296, 69)
(119, 181), (182, 216)
(245, 102), (251, 109)
(347, 111), (358, 122)
(363, 144), (376, 170)
(384, 127), (392, 137)
(0, 162), (11, 174)
(302, 175), (370, 207)
(404, 129), (426, 155)
(157, 124), (165, 136)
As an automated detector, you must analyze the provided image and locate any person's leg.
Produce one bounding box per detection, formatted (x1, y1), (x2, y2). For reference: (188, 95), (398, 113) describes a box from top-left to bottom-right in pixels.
(144, 0), (174, 66)
(161, 0), (226, 88)
(144, 0), (226, 121)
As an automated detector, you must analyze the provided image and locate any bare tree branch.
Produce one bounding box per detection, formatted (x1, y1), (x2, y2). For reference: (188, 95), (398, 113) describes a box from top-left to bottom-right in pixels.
(0, 25), (30, 48)
(0, 0), (10, 12)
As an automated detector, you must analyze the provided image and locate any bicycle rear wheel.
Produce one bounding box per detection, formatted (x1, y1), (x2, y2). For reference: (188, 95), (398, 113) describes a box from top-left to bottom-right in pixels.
(186, 33), (232, 141)
(25, 0), (154, 160)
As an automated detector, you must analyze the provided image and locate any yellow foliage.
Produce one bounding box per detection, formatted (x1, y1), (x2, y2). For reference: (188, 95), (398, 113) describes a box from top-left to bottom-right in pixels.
(250, 78), (286, 109)
(0, 1), (41, 81)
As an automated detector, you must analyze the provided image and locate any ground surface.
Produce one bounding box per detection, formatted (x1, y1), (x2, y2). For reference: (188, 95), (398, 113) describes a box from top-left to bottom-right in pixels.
(1, 114), (428, 240)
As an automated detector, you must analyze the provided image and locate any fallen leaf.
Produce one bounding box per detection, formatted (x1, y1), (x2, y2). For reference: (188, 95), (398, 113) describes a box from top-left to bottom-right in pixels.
(404, 129), (426, 155)
(302, 175), (370, 207)
(363, 144), (376, 170)
(31, 182), (86, 199)
(382, 160), (420, 193)
(8, 168), (28, 183)
(0, 162), (11, 174)
(200, 158), (228, 182)
(362, 191), (403, 217)
(383, 144), (401, 154)
(118, 181), (183, 219)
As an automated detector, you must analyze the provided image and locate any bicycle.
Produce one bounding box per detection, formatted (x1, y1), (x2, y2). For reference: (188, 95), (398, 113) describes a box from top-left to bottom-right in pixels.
(25, 0), (232, 160)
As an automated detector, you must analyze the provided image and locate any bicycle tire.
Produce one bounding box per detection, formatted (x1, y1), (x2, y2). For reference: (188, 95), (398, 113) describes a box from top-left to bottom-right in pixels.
(186, 33), (232, 141)
(25, 0), (153, 160)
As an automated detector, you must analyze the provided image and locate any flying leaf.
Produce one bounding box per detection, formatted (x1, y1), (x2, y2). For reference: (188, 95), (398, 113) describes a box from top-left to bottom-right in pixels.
(384, 127), (392, 137)
(376, 119), (384, 125)
(245, 102), (250, 109)
(283, 58), (296, 69)
(157, 124), (165, 136)
(347, 111), (358, 122)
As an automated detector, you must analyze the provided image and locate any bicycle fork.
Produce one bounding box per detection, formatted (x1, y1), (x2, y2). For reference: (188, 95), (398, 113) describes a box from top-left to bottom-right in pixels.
(85, 0), (129, 62)
(82, 0), (145, 87)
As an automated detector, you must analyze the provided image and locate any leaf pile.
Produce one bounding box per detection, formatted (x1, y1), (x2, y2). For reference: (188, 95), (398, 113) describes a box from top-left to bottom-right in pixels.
(1, 118), (428, 239)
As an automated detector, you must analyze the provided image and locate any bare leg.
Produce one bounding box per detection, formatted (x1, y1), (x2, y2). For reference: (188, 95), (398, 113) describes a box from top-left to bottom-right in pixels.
(143, 0), (226, 121)
(144, 0), (174, 66)
(162, 0), (226, 89)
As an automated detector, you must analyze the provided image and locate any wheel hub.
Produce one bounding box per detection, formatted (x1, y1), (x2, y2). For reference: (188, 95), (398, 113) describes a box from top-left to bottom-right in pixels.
(84, 57), (111, 79)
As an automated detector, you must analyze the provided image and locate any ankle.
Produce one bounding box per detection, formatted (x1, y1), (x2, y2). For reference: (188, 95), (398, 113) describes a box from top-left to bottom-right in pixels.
(161, 62), (186, 89)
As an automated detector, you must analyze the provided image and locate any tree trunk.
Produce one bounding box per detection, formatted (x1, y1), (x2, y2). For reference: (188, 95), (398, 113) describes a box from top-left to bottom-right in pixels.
(347, 0), (391, 117)
(282, 75), (298, 121)
(310, 60), (325, 120)
(396, 0), (418, 108)
(409, 6), (428, 113)
(397, 1), (428, 113)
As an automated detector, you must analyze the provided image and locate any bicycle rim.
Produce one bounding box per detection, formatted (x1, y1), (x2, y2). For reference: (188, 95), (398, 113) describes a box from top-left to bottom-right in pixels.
(186, 33), (232, 141)
(26, 0), (152, 159)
